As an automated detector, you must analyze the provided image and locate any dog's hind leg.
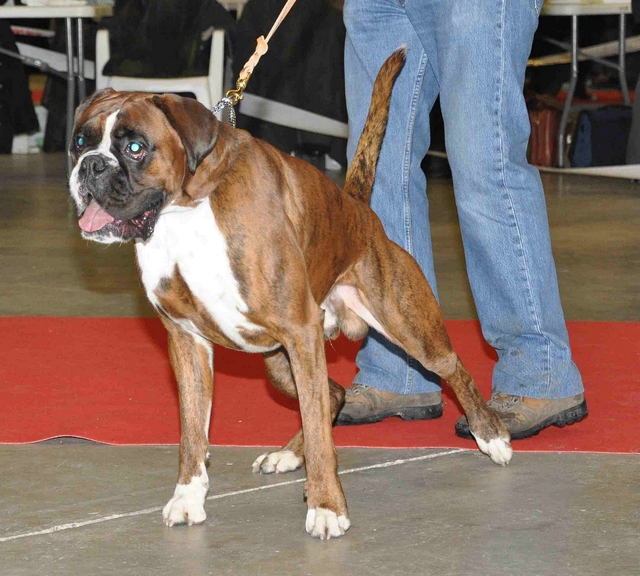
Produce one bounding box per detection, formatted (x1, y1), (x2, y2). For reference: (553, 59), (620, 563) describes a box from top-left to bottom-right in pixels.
(252, 349), (345, 476)
(161, 320), (214, 526)
(347, 234), (512, 466)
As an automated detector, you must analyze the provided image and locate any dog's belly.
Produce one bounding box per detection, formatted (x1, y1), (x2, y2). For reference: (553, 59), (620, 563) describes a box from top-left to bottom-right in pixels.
(135, 201), (279, 353)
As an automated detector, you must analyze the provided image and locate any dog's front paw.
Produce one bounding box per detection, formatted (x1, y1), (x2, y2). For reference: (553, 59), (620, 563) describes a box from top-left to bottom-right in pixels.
(162, 470), (209, 527)
(252, 450), (304, 474)
(305, 507), (350, 540)
(163, 493), (207, 527)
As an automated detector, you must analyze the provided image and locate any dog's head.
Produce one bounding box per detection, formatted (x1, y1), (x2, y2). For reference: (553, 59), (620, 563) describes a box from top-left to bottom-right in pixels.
(69, 89), (219, 244)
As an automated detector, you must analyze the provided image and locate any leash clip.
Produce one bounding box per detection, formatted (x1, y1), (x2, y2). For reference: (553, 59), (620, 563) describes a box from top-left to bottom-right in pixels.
(211, 75), (252, 129)
(211, 96), (237, 128)
(210, 0), (297, 128)
(226, 75), (250, 104)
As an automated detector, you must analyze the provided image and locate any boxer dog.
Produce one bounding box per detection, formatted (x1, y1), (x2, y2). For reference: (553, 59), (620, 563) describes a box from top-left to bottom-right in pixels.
(68, 49), (512, 540)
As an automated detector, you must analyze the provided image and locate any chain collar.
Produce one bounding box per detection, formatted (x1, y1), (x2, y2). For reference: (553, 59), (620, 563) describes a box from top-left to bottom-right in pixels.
(211, 96), (237, 128)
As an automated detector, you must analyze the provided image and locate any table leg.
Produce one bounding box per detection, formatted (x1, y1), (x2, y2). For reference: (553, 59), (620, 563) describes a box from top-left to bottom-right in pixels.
(65, 17), (76, 175)
(558, 14), (579, 168)
(619, 14), (631, 106)
(77, 18), (86, 103)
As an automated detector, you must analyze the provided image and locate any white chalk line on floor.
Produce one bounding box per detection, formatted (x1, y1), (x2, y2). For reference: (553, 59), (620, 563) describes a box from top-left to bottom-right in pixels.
(0, 448), (469, 543)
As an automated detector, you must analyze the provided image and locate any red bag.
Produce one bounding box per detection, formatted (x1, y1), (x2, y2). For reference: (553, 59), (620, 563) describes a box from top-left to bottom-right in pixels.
(528, 108), (560, 167)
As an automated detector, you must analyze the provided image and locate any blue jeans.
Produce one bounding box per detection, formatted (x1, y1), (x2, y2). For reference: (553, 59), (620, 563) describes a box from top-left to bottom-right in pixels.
(344, 0), (584, 399)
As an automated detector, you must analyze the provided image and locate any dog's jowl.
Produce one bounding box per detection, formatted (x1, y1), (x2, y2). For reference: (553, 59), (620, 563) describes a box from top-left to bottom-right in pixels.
(68, 48), (512, 540)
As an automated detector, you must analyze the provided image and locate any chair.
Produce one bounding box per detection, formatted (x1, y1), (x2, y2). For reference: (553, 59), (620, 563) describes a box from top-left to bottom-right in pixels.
(95, 28), (225, 109)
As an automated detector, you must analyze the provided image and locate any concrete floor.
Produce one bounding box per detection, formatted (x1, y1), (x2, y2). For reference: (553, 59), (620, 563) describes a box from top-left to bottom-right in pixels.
(1, 153), (639, 575)
(2, 446), (639, 576)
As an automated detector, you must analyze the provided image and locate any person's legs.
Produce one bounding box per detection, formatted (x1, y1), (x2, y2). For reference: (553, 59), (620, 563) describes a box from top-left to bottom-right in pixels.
(343, 0), (441, 404)
(405, 0), (586, 436)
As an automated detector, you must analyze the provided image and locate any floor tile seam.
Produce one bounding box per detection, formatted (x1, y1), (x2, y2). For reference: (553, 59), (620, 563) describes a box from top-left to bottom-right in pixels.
(0, 448), (469, 544)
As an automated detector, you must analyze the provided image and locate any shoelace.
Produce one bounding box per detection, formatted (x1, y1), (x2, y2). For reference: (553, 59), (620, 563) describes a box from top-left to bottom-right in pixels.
(488, 394), (523, 412)
(346, 384), (371, 397)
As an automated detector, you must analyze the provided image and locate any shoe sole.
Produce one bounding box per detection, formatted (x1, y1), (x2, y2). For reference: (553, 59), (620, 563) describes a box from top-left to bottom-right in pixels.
(335, 403), (443, 426)
(455, 399), (589, 440)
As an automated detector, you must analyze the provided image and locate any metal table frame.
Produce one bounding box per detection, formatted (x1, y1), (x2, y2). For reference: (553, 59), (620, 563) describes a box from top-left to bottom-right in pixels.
(0, 5), (112, 170)
(540, 2), (632, 167)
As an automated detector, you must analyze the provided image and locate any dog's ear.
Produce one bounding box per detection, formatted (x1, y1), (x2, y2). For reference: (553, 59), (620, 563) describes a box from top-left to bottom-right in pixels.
(74, 88), (116, 123)
(152, 94), (219, 175)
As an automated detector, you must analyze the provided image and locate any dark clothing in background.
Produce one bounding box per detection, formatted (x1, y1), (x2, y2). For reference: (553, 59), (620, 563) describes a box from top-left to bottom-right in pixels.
(0, 22), (39, 153)
(41, 0), (234, 151)
(233, 0), (347, 165)
(103, 0), (235, 78)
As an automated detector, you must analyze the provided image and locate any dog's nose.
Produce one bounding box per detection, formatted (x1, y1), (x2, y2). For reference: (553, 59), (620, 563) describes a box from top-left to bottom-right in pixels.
(80, 155), (107, 178)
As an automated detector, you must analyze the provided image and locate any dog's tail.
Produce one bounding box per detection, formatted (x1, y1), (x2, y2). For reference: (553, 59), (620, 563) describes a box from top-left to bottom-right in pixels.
(344, 46), (406, 204)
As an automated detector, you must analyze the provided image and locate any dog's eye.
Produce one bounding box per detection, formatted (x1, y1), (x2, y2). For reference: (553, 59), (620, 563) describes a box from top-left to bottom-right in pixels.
(75, 136), (85, 150)
(126, 141), (145, 159)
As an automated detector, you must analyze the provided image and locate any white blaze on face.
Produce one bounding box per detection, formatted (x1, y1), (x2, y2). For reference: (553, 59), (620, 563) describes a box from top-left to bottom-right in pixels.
(69, 110), (120, 209)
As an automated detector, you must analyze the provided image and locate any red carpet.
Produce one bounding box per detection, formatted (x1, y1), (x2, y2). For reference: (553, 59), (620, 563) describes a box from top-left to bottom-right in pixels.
(1, 317), (638, 453)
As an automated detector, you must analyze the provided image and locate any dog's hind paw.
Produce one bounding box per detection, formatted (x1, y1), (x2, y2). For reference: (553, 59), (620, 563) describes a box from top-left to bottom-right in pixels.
(473, 434), (513, 466)
(305, 507), (350, 540)
(252, 450), (304, 474)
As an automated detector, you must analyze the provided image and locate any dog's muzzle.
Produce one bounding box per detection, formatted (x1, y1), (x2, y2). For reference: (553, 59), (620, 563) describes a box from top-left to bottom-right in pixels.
(74, 154), (164, 242)
(80, 154), (109, 180)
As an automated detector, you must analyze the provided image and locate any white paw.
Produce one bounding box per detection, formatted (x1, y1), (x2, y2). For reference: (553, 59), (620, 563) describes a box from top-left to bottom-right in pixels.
(473, 435), (513, 466)
(252, 450), (303, 474)
(305, 507), (351, 540)
(163, 493), (207, 527)
(162, 464), (209, 527)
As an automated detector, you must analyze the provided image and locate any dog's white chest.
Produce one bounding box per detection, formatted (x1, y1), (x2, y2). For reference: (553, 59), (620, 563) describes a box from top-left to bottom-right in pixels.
(135, 201), (273, 353)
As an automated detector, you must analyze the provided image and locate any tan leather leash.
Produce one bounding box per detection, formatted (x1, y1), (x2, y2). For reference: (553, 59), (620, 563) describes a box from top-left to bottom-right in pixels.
(212, 0), (298, 126)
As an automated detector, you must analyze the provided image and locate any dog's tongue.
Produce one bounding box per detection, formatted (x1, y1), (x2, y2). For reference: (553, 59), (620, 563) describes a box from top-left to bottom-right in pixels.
(79, 199), (115, 232)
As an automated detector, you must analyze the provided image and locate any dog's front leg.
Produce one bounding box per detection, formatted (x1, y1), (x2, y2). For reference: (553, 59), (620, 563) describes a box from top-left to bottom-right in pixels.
(161, 321), (214, 527)
(283, 314), (350, 540)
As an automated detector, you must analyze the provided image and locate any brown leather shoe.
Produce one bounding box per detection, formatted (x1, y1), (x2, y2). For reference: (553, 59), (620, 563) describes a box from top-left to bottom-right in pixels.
(335, 384), (443, 425)
(455, 393), (588, 440)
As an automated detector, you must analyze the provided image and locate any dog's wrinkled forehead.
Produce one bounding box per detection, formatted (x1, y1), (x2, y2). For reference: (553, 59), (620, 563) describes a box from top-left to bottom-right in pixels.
(73, 90), (219, 184)
(74, 92), (168, 150)
(74, 90), (126, 133)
